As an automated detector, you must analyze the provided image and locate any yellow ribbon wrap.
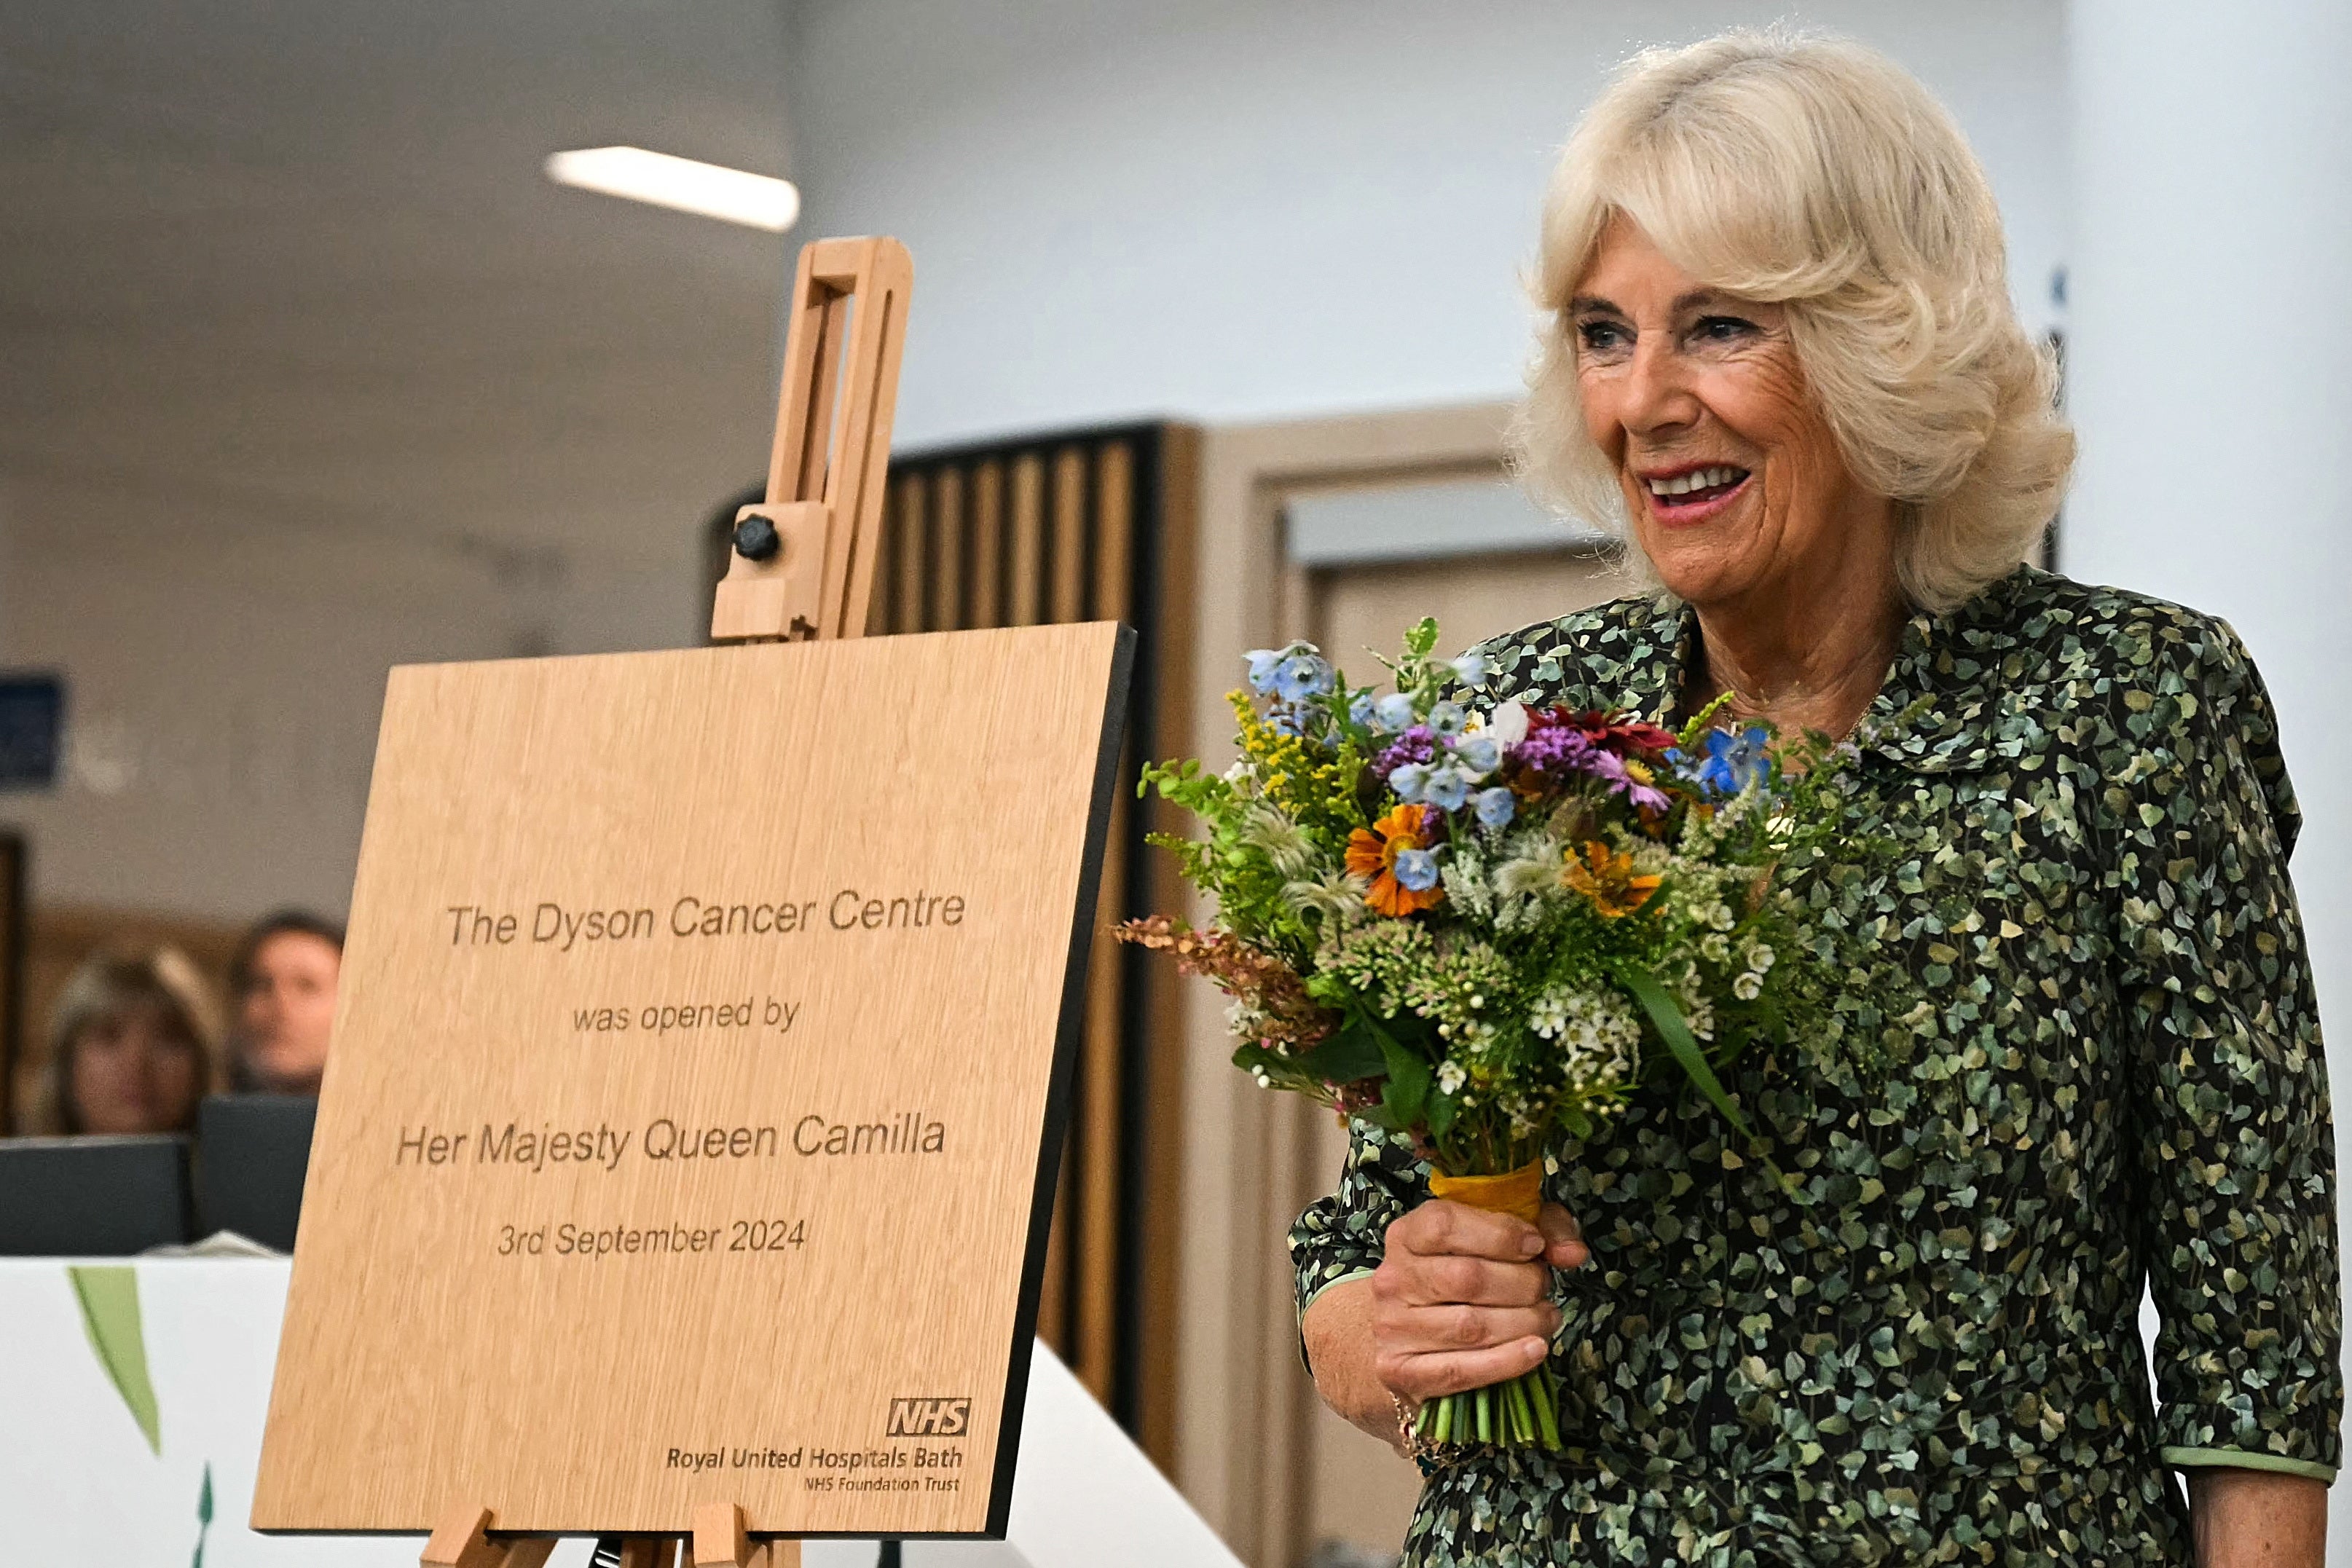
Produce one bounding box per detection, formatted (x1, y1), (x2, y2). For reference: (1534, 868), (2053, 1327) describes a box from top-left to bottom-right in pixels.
(1426, 1159), (1544, 1224)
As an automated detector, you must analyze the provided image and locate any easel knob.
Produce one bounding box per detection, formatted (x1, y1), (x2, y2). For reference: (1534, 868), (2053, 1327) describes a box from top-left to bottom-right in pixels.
(713, 500), (831, 642)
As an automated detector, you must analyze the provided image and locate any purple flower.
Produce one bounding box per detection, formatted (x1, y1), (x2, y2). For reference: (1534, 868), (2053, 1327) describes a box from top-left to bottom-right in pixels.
(1372, 725), (1436, 781)
(1508, 723), (1597, 778)
(1584, 749), (1671, 812)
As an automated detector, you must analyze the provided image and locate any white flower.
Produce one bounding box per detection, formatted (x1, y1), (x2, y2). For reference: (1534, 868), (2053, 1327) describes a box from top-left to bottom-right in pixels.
(1700, 931), (1732, 965)
(1746, 943), (1776, 973)
(1528, 990), (1570, 1039)
(1436, 1060), (1467, 1094)
(1480, 700), (1531, 749)
(1732, 972), (1763, 1001)
(1710, 902), (1738, 931)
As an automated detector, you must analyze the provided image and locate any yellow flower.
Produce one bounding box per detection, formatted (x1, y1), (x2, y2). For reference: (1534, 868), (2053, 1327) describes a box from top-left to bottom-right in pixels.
(1561, 840), (1663, 918)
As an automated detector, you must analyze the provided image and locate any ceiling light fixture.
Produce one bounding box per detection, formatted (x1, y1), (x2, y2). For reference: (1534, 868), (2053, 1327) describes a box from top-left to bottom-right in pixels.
(543, 146), (801, 232)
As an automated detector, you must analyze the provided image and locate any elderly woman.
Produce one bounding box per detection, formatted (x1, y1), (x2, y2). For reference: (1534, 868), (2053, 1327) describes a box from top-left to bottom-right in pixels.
(1295, 31), (2337, 1568)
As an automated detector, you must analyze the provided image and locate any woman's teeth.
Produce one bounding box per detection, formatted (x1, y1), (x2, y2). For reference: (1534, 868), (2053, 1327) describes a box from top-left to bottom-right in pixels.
(1645, 465), (1747, 498)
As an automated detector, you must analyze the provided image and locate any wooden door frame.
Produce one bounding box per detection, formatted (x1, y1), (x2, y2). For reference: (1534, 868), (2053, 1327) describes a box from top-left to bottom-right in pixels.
(1170, 401), (1519, 1564)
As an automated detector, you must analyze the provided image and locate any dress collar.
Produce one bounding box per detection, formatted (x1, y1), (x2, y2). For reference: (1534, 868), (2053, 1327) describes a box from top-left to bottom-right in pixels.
(1608, 565), (2046, 776)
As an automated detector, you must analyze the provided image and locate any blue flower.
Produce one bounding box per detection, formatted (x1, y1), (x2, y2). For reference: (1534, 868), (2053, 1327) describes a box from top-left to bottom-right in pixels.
(1372, 693), (1418, 733)
(1348, 690), (1377, 728)
(1473, 787), (1517, 830)
(1451, 734), (1501, 776)
(1450, 651), (1492, 689)
(1423, 765), (1473, 813)
(1391, 847), (1441, 892)
(1427, 700), (1468, 738)
(1244, 647), (1284, 693)
(1675, 725), (1774, 797)
(1275, 652), (1335, 704)
(1388, 762), (1432, 803)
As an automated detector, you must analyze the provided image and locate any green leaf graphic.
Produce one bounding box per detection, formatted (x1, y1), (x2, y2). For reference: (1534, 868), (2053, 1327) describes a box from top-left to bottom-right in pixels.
(192, 1462), (213, 1568)
(66, 1264), (161, 1453)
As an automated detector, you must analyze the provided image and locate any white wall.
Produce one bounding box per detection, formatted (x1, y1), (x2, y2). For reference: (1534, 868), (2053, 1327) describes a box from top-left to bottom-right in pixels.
(785, 0), (2069, 449)
(2064, 7), (2352, 1557)
(0, 478), (702, 923)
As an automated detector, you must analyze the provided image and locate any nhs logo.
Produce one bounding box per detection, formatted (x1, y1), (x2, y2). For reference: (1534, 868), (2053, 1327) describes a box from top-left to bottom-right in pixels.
(886, 1396), (972, 1437)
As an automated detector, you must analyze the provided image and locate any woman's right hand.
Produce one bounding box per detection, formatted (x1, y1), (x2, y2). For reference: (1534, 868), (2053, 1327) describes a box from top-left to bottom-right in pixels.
(1369, 1198), (1589, 1405)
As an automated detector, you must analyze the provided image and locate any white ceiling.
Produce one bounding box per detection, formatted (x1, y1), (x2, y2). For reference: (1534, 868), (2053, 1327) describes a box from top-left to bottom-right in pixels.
(0, 0), (794, 572)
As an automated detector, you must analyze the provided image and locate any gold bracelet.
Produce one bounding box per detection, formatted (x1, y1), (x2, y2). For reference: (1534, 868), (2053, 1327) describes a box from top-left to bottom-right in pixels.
(1392, 1391), (1433, 1463)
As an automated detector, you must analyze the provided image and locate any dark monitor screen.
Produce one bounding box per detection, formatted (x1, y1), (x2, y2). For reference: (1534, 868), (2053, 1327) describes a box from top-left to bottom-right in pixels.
(0, 1135), (192, 1256)
(194, 1094), (316, 1253)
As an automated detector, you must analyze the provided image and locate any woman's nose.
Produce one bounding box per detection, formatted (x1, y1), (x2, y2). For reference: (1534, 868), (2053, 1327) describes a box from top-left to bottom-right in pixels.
(1621, 339), (1699, 434)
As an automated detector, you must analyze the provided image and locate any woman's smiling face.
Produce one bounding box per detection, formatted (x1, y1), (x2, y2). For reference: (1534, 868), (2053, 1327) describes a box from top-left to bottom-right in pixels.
(1571, 215), (1885, 610)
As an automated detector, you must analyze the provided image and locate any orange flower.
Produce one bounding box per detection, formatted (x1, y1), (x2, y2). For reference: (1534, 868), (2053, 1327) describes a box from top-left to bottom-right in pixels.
(1561, 840), (1662, 918)
(1346, 804), (1447, 918)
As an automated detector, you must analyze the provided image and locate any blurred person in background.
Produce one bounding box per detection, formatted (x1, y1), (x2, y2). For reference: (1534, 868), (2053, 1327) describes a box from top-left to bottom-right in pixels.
(226, 910), (344, 1096)
(28, 947), (223, 1135)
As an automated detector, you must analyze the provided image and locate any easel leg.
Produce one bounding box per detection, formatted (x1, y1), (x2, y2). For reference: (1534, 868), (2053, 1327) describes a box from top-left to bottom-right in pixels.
(688, 1501), (800, 1567)
(693, 1505), (750, 1567)
(422, 1504), (554, 1568)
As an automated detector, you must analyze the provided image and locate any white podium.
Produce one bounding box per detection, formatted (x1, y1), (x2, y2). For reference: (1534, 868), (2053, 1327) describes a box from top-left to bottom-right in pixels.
(0, 1257), (1238, 1567)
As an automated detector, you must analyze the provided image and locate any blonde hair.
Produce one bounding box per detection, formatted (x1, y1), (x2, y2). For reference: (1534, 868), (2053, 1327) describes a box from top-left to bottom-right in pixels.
(28, 945), (223, 1135)
(1513, 29), (2074, 612)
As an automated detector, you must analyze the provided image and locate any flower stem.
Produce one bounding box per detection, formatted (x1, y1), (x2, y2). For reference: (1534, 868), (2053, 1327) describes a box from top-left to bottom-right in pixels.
(1532, 1366), (1562, 1449)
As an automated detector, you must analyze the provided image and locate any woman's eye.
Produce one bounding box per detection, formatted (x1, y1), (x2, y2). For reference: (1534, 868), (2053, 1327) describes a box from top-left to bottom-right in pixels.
(1693, 315), (1757, 343)
(1576, 320), (1629, 355)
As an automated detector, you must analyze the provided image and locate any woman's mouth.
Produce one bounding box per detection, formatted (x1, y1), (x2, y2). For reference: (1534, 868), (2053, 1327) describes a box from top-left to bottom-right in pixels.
(1640, 464), (1751, 526)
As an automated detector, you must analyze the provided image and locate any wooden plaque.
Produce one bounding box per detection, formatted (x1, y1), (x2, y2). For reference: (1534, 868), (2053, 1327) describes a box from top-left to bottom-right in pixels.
(253, 622), (1133, 1538)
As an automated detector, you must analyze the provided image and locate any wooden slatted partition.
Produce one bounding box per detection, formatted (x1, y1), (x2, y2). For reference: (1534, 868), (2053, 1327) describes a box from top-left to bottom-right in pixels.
(715, 421), (1197, 1465)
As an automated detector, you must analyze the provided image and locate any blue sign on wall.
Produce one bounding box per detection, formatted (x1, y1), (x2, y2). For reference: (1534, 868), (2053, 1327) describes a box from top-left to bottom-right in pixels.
(0, 674), (64, 790)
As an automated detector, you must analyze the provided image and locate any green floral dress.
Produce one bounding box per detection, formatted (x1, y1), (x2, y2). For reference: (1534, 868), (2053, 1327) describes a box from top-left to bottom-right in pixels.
(1291, 567), (2340, 1566)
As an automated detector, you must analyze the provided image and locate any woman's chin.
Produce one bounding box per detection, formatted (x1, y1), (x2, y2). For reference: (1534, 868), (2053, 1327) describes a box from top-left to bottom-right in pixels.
(1644, 545), (1755, 609)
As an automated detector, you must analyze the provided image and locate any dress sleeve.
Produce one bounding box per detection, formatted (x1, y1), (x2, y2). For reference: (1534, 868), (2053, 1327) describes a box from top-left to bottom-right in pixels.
(2111, 619), (2342, 1480)
(1291, 1123), (1429, 1330)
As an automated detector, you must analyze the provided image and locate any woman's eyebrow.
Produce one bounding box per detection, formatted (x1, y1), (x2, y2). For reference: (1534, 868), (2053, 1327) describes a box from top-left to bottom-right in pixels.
(1567, 295), (1627, 318)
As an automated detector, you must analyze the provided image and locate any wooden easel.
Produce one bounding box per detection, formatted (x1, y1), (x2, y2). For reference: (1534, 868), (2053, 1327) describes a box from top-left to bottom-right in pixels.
(420, 235), (913, 1568)
(712, 235), (913, 645)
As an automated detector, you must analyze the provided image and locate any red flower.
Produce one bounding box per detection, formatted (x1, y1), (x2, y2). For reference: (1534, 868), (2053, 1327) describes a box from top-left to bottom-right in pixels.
(1546, 707), (1678, 757)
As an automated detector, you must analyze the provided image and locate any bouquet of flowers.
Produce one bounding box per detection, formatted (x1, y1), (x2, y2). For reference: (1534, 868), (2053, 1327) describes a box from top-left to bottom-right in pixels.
(1118, 619), (1845, 1453)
